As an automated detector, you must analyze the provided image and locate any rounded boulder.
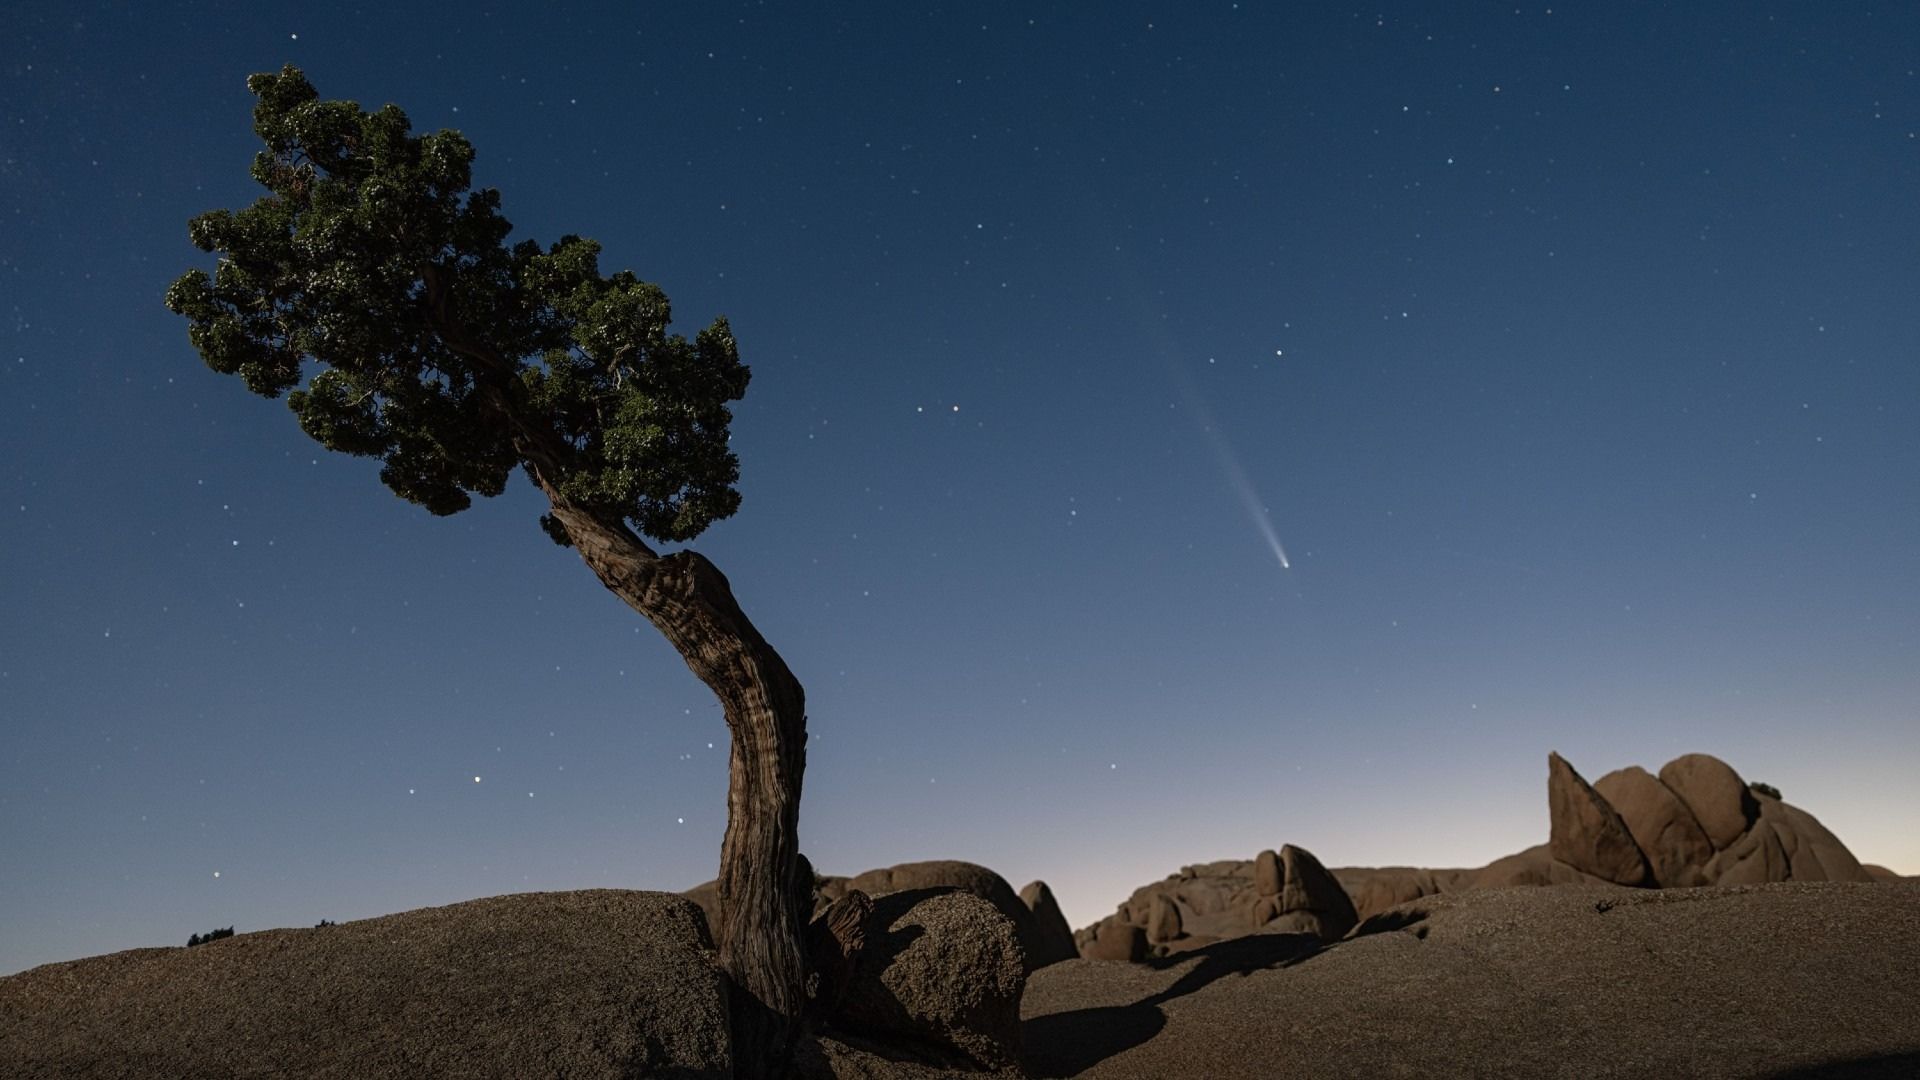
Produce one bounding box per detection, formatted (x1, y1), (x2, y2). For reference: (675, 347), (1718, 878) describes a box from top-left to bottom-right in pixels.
(1658, 753), (1759, 851)
(833, 888), (1025, 1070)
(1592, 765), (1714, 887)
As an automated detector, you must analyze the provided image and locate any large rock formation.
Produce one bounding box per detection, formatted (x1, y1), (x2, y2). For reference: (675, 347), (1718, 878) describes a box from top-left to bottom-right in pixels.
(830, 860), (1075, 973)
(1071, 842), (1359, 963)
(832, 889), (1026, 1071)
(1017, 880), (1078, 968)
(1592, 765), (1714, 887)
(688, 858), (1076, 974)
(1079, 752), (1882, 944)
(1321, 752), (1877, 923)
(1658, 753), (1759, 850)
(1710, 789), (1871, 885)
(1252, 847), (1283, 896)
(1078, 920), (1147, 963)
(1770, 794), (1872, 881)
(1146, 893), (1184, 944)
(1547, 751), (1656, 887)
(0, 891), (733, 1078)
(688, 858), (1057, 1068)
(1328, 866), (1471, 921)
(1254, 844), (1358, 940)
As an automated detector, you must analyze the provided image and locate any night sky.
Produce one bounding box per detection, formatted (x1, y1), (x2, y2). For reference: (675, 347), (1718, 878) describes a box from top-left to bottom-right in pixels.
(3, 3), (1916, 977)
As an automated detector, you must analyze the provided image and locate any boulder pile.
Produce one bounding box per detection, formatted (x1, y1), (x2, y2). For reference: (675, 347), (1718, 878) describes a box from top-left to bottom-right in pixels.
(1571, 751), (1871, 888)
(1074, 843), (1358, 962)
(1332, 751), (1877, 923)
(685, 859), (1076, 974)
(685, 858), (1064, 1072)
(1075, 752), (1878, 959)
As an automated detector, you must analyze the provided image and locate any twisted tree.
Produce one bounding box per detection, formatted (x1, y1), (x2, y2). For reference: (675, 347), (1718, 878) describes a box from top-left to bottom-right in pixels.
(167, 66), (810, 1075)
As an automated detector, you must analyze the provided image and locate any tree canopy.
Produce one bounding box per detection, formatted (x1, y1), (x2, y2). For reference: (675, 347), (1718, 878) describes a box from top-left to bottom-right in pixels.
(165, 64), (750, 544)
(170, 70), (818, 1072)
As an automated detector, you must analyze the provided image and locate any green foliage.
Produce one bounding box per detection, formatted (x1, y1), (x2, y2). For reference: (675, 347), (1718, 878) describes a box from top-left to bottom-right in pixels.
(1749, 780), (1782, 800)
(167, 65), (750, 542)
(186, 926), (234, 947)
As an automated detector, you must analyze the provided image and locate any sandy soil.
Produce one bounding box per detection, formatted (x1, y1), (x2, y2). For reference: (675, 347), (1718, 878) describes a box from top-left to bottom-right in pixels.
(1016, 881), (1920, 1079)
(5, 881), (1915, 1078)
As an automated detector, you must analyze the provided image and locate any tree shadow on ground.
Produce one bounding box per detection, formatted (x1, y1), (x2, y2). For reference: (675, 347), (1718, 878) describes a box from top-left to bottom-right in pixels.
(1349, 906), (1431, 939)
(1022, 928), (1352, 1078)
(1024, 906), (1437, 1077)
(1764, 1053), (1920, 1079)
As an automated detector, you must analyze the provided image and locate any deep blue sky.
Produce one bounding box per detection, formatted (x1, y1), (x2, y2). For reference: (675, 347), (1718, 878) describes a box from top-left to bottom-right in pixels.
(3, 3), (1916, 976)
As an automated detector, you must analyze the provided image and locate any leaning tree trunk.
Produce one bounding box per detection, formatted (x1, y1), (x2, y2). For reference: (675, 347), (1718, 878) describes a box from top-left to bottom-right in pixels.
(423, 287), (813, 1076)
(544, 498), (810, 1077)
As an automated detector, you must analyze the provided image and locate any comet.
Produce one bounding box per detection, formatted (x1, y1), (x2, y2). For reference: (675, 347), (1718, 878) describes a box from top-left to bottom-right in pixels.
(1095, 208), (1294, 575)
(1196, 401), (1293, 571)
(1170, 361), (1292, 573)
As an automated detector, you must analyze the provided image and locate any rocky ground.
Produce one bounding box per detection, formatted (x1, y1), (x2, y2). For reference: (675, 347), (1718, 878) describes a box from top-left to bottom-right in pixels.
(1075, 751), (1884, 965)
(5, 880), (1915, 1078)
(3, 751), (1914, 1078)
(1021, 881), (1920, 1079)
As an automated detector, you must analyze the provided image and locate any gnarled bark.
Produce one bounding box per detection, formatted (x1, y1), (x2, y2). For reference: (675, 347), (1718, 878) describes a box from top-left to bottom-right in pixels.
(545, 499), (809, 1077)
(425, 282), (810, 1076)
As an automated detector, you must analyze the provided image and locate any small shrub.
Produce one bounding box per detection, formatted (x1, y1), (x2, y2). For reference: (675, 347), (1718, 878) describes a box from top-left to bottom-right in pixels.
(1749, 780), (1782, 800)
(186, 926), (234, 947)
(314, 919), (335, 928)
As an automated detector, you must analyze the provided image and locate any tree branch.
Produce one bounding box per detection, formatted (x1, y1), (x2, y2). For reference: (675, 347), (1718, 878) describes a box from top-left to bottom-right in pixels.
(418, 262), (660, 565)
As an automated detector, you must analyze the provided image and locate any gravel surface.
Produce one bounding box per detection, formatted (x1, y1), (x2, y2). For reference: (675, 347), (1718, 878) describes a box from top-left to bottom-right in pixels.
(5, 882), (1913, 1078)
(1021, 881), (1920, 1079)
(0, 890), (732, 1079)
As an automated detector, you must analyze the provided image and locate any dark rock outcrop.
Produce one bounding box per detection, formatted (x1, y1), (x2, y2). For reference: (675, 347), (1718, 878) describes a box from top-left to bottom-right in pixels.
(1017, 880), (1078, 969)
(804, 889), (873, 1023)
(691, 858), (1077, 974)
(0, 891), (732, 1078)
